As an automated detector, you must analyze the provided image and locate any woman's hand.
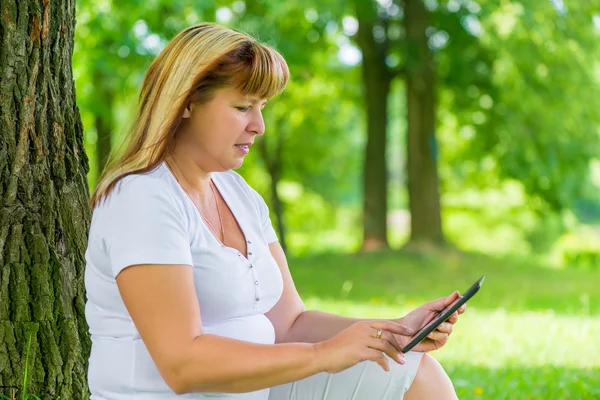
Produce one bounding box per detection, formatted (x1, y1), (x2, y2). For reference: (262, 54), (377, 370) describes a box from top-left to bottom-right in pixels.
(314, 320), (414, 374)
(392, 291), (467, 353)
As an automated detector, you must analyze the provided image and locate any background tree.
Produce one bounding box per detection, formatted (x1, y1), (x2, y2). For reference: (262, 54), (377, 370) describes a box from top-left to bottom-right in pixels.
(354, 0), (395, 250)
(403, 0), (445, 246)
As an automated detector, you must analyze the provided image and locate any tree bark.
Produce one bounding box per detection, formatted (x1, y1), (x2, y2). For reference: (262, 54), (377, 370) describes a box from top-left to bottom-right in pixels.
(403, 0), (445, 245)
(355, 3), (392, 251)
(0, 0), (91, 398)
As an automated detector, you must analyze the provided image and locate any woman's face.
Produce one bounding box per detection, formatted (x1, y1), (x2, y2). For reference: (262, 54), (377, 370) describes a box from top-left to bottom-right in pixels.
(176, 87), (267, 172)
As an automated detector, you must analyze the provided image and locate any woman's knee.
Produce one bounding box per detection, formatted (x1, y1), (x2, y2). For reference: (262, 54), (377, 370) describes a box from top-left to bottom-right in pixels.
(404, 353), (457, 400)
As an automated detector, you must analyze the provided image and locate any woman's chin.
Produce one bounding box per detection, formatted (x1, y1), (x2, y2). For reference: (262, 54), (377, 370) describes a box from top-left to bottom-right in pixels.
(228, 157), (245, 170)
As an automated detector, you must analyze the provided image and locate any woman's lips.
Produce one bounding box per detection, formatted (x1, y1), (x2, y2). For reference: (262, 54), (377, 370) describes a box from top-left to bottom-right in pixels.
(234, 144), (250, 154)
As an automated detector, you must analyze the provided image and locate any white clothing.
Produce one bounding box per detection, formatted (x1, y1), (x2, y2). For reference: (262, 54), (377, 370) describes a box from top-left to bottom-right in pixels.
(85, 162), (283, 399)
(269, 352), (424, 400)
(84, 162), (422, 400)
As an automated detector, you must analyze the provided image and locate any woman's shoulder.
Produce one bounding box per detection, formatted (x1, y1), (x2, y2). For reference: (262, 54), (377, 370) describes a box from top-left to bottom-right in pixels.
(90, 164), (191, 242)
(215, 170), (269, 216)
(215, 168), (246, 184)
(215, 168), (242, 182)
(98, 164), (182, 211)
(215, 170), (261, 201)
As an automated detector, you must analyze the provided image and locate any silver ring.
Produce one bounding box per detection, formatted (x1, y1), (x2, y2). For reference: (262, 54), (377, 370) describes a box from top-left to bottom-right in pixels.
(376, 328), (383, 339)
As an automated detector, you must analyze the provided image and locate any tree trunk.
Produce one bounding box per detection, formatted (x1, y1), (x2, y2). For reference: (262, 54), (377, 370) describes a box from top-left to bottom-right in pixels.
(93, 69), (114, 184)
(257, 134), (287, 253)
(355, 4), (392, 251)
(403, 0), (445, 245)
(268, 163), (287, 253)
(0, 0), (91, 398)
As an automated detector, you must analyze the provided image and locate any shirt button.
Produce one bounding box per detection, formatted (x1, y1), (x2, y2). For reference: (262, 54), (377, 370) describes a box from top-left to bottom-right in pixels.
(248, 252), (253, 256)
(249, 264), (253, 268)
(255, 297), (260, 301)
(247, 240), (251, 244)
(255, 281), (259, 285)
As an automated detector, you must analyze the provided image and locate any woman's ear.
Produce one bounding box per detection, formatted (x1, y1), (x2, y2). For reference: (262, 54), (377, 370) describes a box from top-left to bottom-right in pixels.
(182, 105), (192, 119)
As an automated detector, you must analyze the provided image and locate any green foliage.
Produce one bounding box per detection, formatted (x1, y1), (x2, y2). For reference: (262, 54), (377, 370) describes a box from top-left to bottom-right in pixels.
(551, 226), (600, 271)
(439, 0), (600, 213)
(74, 0), (600, 254)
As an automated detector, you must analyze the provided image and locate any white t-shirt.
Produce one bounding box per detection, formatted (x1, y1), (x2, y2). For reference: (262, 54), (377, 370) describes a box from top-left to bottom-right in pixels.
(85, 162), (284, 399)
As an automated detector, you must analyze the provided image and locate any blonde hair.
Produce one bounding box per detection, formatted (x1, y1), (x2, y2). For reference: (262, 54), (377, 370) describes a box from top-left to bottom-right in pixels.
(90, 22), (290, 209)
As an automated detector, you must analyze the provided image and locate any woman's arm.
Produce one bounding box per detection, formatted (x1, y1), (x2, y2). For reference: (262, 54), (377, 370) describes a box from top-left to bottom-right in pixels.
(264, 242), (459, 347)
(117, 264), (323, 395)
(285, 310), (369, 343)
(265, 242), (377, 344)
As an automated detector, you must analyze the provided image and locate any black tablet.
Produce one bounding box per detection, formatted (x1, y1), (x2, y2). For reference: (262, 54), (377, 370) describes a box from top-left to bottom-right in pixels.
(400, 276), (484, 353)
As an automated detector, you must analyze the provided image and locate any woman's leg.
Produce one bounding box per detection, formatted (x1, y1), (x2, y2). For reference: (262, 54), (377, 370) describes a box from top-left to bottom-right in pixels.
(268, 351), (425, 400)
(404, 353), (458, 400)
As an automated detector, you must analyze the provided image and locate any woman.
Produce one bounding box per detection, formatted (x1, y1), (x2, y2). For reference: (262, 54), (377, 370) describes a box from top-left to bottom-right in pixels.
(84, 22), (464, 399)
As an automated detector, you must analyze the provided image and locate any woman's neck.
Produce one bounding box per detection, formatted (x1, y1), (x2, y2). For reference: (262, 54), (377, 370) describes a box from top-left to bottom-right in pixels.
(165, 152), (212, 201)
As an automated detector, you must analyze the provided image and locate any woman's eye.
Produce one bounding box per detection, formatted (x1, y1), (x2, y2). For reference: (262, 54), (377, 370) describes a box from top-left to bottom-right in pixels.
(236, 106), (251, 112)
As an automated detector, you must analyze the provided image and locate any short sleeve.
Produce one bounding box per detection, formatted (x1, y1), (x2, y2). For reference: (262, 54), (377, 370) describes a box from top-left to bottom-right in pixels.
(248, 187), (279, 244)
(99, 176), (193, 278)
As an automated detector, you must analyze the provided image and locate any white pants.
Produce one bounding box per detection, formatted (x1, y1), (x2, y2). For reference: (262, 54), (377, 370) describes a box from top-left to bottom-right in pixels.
(268, 351), (425, 400)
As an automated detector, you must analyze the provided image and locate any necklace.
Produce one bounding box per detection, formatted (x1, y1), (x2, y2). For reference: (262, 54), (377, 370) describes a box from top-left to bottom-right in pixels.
(166, 158), (225, 243)
(203, 181), (225, 243)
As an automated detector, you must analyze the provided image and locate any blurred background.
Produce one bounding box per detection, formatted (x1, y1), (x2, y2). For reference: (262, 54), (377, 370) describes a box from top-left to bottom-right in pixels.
(73, 0), (600, 398)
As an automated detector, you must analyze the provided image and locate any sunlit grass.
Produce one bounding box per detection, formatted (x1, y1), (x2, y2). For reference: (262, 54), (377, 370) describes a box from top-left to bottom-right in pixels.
(290, 250), (600, 399)
(302, 298), (600, 369)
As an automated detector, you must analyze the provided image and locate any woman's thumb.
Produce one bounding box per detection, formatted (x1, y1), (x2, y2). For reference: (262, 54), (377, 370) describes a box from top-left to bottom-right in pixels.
(443, 290), (461, 307)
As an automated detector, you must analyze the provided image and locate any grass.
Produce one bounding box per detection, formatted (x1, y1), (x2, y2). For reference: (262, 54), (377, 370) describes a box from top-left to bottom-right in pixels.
(288, 249), (600, 399)
(0, 332), (57, 400)
(3, 249), (597, 399)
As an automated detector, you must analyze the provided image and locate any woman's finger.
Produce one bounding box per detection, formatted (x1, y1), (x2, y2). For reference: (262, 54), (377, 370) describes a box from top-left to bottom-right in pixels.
(458, 304), (467, 314)
(447, 312), (459, 324)
(430, 291), (459, 311)
(427, 330), (449, 344)
(380, 329), (403, 353)
(371, 320), (414, 337)
(443, 291), (461, 307)
(365, 348), (391, 371)
(436, 322), (453, 334)
(369, 337), (405, 364)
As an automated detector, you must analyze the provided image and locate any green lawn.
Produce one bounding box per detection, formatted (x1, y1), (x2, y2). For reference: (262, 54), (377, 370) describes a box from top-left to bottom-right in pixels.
(288, 250), (600, 399)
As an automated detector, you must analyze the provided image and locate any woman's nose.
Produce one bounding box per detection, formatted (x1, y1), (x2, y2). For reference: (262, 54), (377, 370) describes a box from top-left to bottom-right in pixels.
(247, 110), (265, 136)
